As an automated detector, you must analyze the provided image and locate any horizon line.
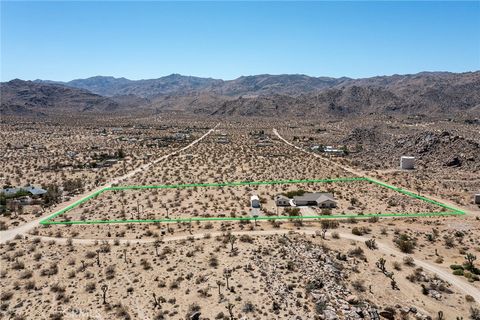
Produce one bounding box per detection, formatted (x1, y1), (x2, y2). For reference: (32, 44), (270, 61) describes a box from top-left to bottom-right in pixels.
(4, 69), (480, 83)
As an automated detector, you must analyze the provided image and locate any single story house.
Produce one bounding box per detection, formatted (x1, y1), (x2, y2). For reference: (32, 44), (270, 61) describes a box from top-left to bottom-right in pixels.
(0, 186), (47, 197)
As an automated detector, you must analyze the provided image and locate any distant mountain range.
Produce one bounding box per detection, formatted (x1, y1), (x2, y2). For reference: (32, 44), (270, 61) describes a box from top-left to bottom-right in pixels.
(2, 71), (479, 117)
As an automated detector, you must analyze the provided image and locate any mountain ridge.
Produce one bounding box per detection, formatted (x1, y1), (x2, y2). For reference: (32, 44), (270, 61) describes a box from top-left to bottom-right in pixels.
(3, 71), (479, 118)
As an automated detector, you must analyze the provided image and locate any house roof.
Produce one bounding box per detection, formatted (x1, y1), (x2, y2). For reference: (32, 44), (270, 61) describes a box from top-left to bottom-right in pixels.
(24, 186), (47, 195)
(293, 193), (334, 203)
(1, 186), (47, 196)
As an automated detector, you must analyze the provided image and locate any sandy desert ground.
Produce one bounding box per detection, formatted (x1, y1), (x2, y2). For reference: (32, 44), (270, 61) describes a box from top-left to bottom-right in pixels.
(1, 116), (479, 320)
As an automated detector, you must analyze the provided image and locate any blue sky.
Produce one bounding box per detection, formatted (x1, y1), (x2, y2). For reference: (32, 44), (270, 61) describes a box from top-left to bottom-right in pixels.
(1, 1), (479, 81)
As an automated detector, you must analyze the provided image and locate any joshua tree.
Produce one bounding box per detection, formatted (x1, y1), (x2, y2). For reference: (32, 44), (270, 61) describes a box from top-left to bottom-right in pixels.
(437, 311), (444, 320)
(223, 268), (232, 290)
(152, 293), (161, 309)
(365, 239), (377, 250)
(321, 228), (327, 239)
(154, 240), (161, 256)
(216, 280), (223, 296)
(123, 249), (127, 263)
(101, 285), (108, 304)
(465, 253), (477, 268)
(228, 235), (237, 254)
(226, 303), (235, 320)
(376, 257), (387, 273)
(389, 277), (399, 290)
(96, 250), (101, 267)
(81, 260), (86, 271)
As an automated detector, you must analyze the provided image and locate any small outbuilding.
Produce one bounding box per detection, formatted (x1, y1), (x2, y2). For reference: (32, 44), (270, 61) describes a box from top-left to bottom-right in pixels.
(400, 156), (415, 170)
(475, 194), (480, 205)
(250, 195), (260, 208)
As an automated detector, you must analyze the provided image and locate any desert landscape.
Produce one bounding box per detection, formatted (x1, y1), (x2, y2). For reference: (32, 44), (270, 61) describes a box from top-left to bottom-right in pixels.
(1, 1), (480, 318)
(1, 110), (479, 319)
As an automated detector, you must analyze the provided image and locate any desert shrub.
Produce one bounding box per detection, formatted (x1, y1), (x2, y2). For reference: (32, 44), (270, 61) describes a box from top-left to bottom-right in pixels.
(85, 282), (96, 293)
(25, 280), (35, 290)
(315, 301), (327, 313)
(351, 226), (369, 236)
(19, 270), (33, 279)
(12, 260), (25, 270)
(392, 261), (402, 271)
(321, 220), (339, 229)
(444, 236), (455, 248)
(453, 269), (464, 276)
(209, 256), (219, 268)
(40, 263), (58, 276)
(470, 307), (480, 320)
(239, 235), (254, 243)
(450, 265), (464, 270)
(351, 279), (366, 292)
(365, 239), (377, 250)
(187, 303), (201, 316)
(305, 278), (324, 293)
(0, 291), (13, 301)
(403, 256), (415, 266)
(394, 234), (416, 253)
(105, 265), (116, 279)
(242, 301), (255, 313)
(348, 247), (364, 258)
(85, 251), (96, 259)
(285, 207), (300, 216)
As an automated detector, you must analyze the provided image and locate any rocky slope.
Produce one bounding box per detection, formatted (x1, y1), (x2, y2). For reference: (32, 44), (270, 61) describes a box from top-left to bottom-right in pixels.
(0, 79), (130, 116)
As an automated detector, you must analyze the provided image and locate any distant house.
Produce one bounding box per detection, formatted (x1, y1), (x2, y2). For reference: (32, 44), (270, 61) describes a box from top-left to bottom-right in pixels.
(174, 133), (190, 141)
(276, 193), (336, 208)
(0, 186), (47, 197)
(323, 146), (345, 155)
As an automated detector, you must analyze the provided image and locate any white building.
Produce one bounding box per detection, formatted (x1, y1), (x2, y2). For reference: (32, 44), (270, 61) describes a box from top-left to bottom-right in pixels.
(250, 195), (260, 208)
(400, 156), (415, 170)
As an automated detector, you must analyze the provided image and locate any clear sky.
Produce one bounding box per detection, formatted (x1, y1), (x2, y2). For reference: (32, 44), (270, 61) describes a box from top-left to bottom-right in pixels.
(1, 1), (479, 81)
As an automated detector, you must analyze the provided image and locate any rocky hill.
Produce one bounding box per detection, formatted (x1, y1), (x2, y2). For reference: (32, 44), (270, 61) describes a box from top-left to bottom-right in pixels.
(0, 79), (130, 116)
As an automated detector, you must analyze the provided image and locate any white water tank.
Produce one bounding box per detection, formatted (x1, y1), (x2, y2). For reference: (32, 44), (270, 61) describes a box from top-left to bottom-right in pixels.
(400, 156), (415, 170)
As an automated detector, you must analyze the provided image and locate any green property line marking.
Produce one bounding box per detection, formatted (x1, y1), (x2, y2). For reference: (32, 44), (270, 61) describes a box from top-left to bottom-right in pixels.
(40, 177), (465, 225)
